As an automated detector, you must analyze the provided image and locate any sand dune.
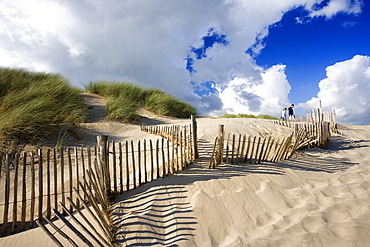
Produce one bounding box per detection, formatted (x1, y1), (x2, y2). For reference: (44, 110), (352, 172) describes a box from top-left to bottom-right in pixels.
(111, 121), (370, 247)
(1, 94), (369, 246)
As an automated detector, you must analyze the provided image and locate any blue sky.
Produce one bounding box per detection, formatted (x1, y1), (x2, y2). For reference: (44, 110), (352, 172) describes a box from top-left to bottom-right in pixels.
(0, 0), (369, 124)
(256, 3), (370, 105)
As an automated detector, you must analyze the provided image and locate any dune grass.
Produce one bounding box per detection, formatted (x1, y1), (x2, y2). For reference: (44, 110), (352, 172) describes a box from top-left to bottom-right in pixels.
(220, 113), (278, 120)
(0, 68), (87, 150)
(85, 81), (197, 120)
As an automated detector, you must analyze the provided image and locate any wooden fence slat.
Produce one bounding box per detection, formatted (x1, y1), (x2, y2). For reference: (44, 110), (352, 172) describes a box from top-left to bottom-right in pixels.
(171, 137), (175, 173)
(179, 133), (183, 171)
(239, 135), (246, 163)
(253, 137), (261, 164)
(53, 149), (58, 212)
(66, 196), (111, 247)
(125, 141), (129, 191)
(119, 142), (123, 193)
(80, 147), (86, 200)
(67, 148), (73, 212)
(143, 140), (148, 183)
(59, 202), (104, 247)
(230, 134), (235, 164)
(264, 138), (275, 162)
(77, 182), (111, 240)
(235, 134), (242, 164)
(138, 140), (142, 185)
(29, 153), (36, 228)
(53, 209), (94, 247)
(131, 140), (136, 189)
(275, 137), (288, 162)
(249, 136), (256, 164)
(156, 139), (160, 179)
(150, 140), (154, 181)
(60, 148), (65, 215)
(261, 136), (271, 162)
(209, 137), (218, 169)
(35, 219), (64, 247)
(167, 139), (171, 173)
(2, 154), (10, 236)
(73, 186), (111, 242)
(42, 215), (79, 247)
(257, 137), (266, 164)
(45, 150), (51, 219)
(38, 149), (43, 221)
(243, 135), (251, 163)
(12, 153), (19, 234)
(20, 152), (27, 231)
(86, 169), (105, 212)
(112, 142), (117, 192)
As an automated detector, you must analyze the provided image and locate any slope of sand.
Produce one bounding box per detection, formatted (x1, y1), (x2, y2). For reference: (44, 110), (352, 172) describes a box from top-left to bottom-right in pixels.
(112, 122), (370, 247)
(1, 94), (369, 246)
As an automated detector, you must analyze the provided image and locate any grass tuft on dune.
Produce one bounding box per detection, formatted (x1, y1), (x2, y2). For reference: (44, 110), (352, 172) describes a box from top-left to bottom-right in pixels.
(85, 81), (197, 120)
(0, 68), (87, 150)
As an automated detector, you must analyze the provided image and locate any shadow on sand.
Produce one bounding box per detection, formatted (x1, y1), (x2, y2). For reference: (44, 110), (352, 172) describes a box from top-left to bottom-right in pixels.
(112, 131), (363, 246)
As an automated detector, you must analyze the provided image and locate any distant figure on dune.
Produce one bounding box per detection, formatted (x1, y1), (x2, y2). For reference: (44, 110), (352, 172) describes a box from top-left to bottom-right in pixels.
(281, 108), (288, 121)
(288, 104), (295, 120)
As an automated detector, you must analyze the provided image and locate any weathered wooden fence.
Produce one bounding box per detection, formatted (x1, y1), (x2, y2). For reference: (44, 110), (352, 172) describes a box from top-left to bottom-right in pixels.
(282, 108), (338, 133)
(0, 146), (105, 237)
(209, 119), (331, 168)
(0, 118), (197, 237)
(36, 153), (114, 246)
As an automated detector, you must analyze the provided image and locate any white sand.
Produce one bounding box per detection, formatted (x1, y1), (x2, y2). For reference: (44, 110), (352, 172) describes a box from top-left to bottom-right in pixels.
(1, 94), (369, 246)
(111, 120), (370, 247)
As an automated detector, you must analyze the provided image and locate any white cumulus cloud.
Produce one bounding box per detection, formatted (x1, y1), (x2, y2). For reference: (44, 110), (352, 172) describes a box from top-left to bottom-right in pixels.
(300, 55), (370, 125)
(217, 64), (291, 117)
(0, 0), (366, 120)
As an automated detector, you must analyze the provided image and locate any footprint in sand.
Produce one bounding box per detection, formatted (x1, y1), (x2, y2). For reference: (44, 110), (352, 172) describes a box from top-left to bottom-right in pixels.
(301, 215), (325, 233)
(316, 193), (335, 205)
(321, 204), (351, 223)
(255, 180), (269, 193)
(338, 173), (359, 184)
(256, 211), (283, 227)
(361, 180), (369, 190)
(320, 184), (350, 198)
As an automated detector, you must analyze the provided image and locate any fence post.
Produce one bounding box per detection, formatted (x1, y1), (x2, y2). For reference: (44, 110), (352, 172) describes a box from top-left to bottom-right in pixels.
(217, 124), (224, 165)
(97, 135), (110, 192)
(191, 115), (199, 160)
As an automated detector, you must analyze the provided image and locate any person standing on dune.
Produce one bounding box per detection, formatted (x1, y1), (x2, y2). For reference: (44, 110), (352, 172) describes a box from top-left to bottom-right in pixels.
(288, 104), (295, 120)
(281, 108), (288, 121)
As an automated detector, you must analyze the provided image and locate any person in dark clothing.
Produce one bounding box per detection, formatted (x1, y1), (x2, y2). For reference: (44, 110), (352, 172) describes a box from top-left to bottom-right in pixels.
(288, 104), (295, 120)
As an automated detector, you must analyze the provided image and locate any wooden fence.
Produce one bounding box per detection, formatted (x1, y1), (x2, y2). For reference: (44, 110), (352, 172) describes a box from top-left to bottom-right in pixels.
(285, 108), (338, 133)
(0, 119), (197, 237)
(209, 119), (331, 168)
(36, 153), (114, 246)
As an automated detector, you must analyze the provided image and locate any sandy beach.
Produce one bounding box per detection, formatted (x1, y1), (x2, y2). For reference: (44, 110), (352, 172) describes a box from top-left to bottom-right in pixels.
(1, 94), (369, 246)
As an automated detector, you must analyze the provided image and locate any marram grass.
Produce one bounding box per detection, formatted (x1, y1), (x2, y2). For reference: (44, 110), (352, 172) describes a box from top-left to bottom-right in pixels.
(0, 68), (86, 148)
(85, 81), (196, 120)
